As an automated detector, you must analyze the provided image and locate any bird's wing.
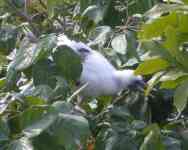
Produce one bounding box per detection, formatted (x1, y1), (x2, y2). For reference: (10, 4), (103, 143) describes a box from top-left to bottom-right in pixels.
(79, 50), (119, 96)
(57, 34), (120, 96)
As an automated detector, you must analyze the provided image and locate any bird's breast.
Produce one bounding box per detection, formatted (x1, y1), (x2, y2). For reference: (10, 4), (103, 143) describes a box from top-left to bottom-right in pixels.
(80, 66), (120, 97)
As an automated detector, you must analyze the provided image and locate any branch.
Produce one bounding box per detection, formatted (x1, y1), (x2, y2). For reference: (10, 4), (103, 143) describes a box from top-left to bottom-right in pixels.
(7, 1), (40, 36)
(37, 0), (65, 29)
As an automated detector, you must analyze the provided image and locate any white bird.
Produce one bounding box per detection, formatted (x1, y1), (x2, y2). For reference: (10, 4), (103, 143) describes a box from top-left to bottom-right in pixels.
(57, 35), (145, 97)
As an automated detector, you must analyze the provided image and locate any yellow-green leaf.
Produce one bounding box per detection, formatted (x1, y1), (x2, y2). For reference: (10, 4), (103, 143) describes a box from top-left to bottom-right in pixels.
(145, 72), (164, 96)
(135, 58), (169, 75)
(174, 80), (188, 113)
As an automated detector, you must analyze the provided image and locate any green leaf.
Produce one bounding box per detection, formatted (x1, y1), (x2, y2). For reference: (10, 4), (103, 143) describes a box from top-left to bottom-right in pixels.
(50, 76), (70, 100)
(111, 34), (127, 55)
(144, 3), (182, 20)
(140, 41), (172, 62)
(6, 67), (21, 90)
(0, 77), (6, 89)
(32, 59), (57, 88)
(0, 53), (7, 68)
(160, 69), (188, 81)
(22, 100), (73, 139)
(89, 26), (112, 46)
(159, 70), (188, 89)
(52, 101), (73, 114)
(183, 0), (188, 4)
(11, 34), (57, 71)
(23, 112), (56, 138)
(21, 107), (47, 130)
(82, 5), (104, 24)
(35, 34), (57, 62)
(30, 85), (53, 101)
(25, 96), (47, 106)
(160, 75), (188, 89)
(145, 71), (164, 96)
(11, 37), (38, 71)
(126, 31), (139, 59)
(135, 58), (169, 75)
(0, 25), (17, 54)
(0, 119), (9, 144)
(80, 0), (90, 12)
(163, 16), (188, 70)
(163, 136), (181, 150)
(8, 137), (33, 150)
(49, 114), (91, 150)
(138, 12), (178, 40)
(141, 124), (165, 150)
(11, 0), (25, 9)
(174, 80), (188, 113)
(178, 13), (188, 33)
(53, 45), (82, 83)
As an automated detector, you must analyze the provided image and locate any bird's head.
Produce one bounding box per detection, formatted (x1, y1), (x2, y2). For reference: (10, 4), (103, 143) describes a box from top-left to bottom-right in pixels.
(115, 70), (146, 91)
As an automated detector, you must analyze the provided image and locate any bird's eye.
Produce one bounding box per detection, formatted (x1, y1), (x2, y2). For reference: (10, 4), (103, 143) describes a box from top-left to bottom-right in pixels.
(78, 48), (90, 53)
(134, 79), (146, 87)
(128, 79), (146, 90)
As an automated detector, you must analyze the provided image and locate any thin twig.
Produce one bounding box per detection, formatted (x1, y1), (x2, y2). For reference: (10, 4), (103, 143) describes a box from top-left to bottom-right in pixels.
(67, 83), (88, 103)
(37, 0), (65, 28)
(7, 1), (40, 36)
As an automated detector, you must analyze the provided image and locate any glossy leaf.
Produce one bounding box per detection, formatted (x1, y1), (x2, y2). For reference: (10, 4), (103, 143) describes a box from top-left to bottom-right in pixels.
(135, 58), (169, 75)
(53, 45), (82, 83)
(89, 26), (112, 46)
(174, 80), (188, 113)
(23, 112), (56, 138)
(49, 114), (91, 150)
(8, 137), (33, 150)
(140, 124), (165, 150)
(111, 34), (127, 55)
(82, 5), (103, 24)
(11, 34), (57, 71)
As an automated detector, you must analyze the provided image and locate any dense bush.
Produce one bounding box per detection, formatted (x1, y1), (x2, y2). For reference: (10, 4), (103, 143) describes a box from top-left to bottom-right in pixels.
(0, 0), (188, 150)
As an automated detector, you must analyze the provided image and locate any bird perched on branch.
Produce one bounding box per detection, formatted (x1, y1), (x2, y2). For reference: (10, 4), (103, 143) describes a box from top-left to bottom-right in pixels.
(57, 35), (145, 98)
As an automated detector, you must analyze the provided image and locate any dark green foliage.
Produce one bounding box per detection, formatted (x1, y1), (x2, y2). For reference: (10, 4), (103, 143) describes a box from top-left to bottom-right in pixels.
(0, 0), (188, 150)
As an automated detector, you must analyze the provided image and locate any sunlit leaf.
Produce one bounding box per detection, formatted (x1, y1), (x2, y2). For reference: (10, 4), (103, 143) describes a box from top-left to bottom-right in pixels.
(8, 137), (33, 150)
(89, 26), (112, 46)
(11, 34), (57, 71)
(145, 71), (164, 96)
(111, 34), (127, 55)
(139, 12), (178, 40)
(0, 77), (6, 89)
(174, 80), (188, 113)
(135, 58), (169, 75)
(82, 5), (104, 24)
(160, 69), (188, 81)
(160, 75), (188, 89)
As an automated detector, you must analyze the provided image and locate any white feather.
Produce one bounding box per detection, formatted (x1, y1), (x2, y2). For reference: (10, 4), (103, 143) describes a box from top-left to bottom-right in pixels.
(57, 34), (143, 97)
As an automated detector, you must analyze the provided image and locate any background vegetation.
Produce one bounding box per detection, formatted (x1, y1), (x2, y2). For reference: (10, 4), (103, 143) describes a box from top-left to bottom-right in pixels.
(0, 0), (188, 149)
